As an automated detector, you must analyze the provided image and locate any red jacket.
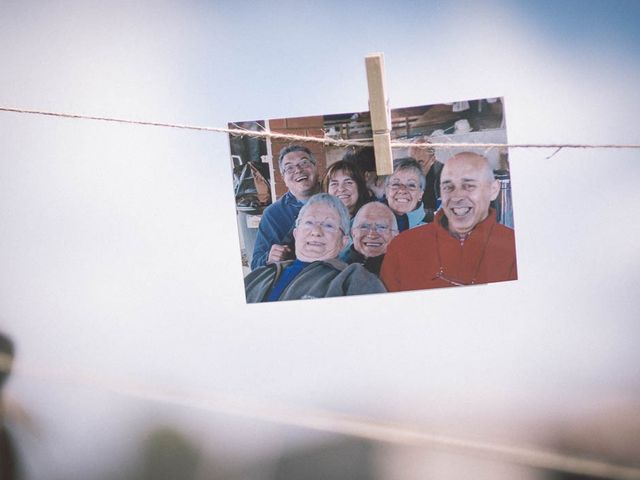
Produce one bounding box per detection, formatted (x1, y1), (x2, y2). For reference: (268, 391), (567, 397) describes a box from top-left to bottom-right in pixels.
(380, 209), (517, 291)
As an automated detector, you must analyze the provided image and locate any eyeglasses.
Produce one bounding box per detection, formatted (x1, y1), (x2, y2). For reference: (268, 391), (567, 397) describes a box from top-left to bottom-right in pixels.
(387, 181), (420, 192)
(298, 219), (342, 234)
(355, 223), (393, 235)
(282, 158), (315, 176)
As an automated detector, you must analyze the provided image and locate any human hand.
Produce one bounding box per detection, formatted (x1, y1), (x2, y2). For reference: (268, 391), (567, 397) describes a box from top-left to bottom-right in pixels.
(267, 244), (293, 264)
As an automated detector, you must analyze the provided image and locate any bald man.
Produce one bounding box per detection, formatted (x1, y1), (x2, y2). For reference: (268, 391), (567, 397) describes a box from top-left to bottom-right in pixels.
(343, 202), (398, 276)
(380, 152), (517, 291)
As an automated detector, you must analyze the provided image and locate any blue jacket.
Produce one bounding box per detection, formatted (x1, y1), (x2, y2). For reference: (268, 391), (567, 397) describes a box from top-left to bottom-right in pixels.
(251, 192), (304, 270)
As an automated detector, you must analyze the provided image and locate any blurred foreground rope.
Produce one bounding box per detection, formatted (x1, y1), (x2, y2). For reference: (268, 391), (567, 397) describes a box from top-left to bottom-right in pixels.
(2, 359), (639, 480)
(2, 106), (640, 152)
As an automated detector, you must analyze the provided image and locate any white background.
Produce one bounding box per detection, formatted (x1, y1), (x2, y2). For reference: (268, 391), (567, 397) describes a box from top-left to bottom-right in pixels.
(1, 1), (639, 479)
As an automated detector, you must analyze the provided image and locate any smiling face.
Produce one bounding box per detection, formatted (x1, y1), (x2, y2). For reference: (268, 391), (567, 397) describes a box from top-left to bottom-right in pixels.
(281, 150), (319, 201)
(440, 153), (500, 236)
(385, 169), (424, 215)
(351, 203), (398, 258)
(327, 169), (359, 214)
(293, 202), (348, 262)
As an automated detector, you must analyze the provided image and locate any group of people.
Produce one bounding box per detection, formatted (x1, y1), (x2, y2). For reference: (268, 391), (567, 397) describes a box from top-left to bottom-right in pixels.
(244, 143), (517, 303)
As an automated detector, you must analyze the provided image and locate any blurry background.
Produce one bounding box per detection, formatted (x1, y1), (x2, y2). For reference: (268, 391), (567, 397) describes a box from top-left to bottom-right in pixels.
(1, 1), (639, 479)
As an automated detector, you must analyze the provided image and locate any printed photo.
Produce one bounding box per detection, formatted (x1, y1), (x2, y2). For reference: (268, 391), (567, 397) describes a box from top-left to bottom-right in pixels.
(228, 98), (516, 303)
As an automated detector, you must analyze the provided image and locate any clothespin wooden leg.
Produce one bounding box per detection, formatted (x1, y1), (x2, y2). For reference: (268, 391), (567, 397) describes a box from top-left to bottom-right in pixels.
(365, 53), (393, 176)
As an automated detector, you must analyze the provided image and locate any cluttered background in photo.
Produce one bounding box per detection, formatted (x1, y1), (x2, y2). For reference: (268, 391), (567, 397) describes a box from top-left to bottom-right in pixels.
(229, 98), (512, 277)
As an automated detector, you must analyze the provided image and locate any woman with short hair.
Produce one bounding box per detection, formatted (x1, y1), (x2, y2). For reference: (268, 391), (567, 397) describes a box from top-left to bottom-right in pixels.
(384, 157), (427, 232)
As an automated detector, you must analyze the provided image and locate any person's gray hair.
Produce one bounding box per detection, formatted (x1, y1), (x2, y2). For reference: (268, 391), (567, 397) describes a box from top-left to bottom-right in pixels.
(295, 193), (350, 235)
(278, 145), (316, 173)
(385, 157), (426, 190)
(352, 202), (398, 232)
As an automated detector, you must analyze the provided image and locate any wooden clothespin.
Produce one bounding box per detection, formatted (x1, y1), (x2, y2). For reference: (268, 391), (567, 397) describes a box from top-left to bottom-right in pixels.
(365, 53), (393, 175)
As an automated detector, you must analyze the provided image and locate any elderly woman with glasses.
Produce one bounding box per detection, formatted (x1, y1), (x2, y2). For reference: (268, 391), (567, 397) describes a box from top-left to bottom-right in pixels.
(244, 193), (386, 302)
(384, 157), (428, 232)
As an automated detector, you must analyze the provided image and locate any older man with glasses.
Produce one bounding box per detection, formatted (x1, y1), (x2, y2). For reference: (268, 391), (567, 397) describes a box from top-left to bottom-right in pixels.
(381, 152), (517, 291)
(342, 202), (398, 276)
(245, 193), (386, 302)
(251, 145), (321, 270)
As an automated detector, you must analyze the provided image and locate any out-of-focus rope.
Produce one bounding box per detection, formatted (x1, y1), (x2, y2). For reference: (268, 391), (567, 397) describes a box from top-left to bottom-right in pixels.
(2, 358), (639, 480)
(1, 104), (639, 477)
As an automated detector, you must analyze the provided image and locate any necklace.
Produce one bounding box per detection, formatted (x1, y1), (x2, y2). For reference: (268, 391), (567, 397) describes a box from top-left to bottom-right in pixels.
(432, 222), (496, 286)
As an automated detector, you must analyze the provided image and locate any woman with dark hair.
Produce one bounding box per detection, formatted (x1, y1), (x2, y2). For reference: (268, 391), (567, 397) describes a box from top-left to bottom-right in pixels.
(321, 159), (372, 218)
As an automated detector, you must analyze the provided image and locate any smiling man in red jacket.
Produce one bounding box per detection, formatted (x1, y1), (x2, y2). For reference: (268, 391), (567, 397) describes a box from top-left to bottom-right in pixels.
(380, 152), (517, 291)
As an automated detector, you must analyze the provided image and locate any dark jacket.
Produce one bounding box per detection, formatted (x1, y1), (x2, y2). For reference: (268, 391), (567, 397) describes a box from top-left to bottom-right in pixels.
(383, 200), (426, 232)
(342, 245), (385, 276)
(244, 258), (386, 303)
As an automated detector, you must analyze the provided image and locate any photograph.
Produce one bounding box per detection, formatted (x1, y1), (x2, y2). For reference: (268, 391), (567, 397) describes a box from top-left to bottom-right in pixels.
(3, 2), (639, 478)
(228, 97), (517, 303)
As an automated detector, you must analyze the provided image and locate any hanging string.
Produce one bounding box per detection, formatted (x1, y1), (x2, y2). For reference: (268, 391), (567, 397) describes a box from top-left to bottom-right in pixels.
(2, 106), (639, 151)
(2, 105), (640, 478)
(1, 358), (639, 480)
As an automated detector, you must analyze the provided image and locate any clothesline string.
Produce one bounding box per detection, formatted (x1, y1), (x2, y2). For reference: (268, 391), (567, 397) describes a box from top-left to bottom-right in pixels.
(2, 106), (639, 478)
(0, 356), (639, 480)
(2, 106), (639, 151)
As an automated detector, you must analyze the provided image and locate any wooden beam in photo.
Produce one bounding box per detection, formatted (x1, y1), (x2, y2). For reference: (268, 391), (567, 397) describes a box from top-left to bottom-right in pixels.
(365, 53), (393, 175)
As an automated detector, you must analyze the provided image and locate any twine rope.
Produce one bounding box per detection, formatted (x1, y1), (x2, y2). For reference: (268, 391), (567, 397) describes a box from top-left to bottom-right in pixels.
(1, 357), (639, 480)
(1, 106), (639, 477)
(2, 106), (639, 151)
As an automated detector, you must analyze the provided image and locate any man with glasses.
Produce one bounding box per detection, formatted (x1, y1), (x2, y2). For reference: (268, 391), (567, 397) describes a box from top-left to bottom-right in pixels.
(251, 145), (321, 270)
(245, 194), (386, 302)
(381, 152), (517, 291)
(342, 202), (398, 275)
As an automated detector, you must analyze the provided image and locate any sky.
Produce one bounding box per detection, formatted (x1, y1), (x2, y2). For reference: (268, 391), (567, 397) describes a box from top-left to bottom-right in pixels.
(1, 1), (639, 479)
